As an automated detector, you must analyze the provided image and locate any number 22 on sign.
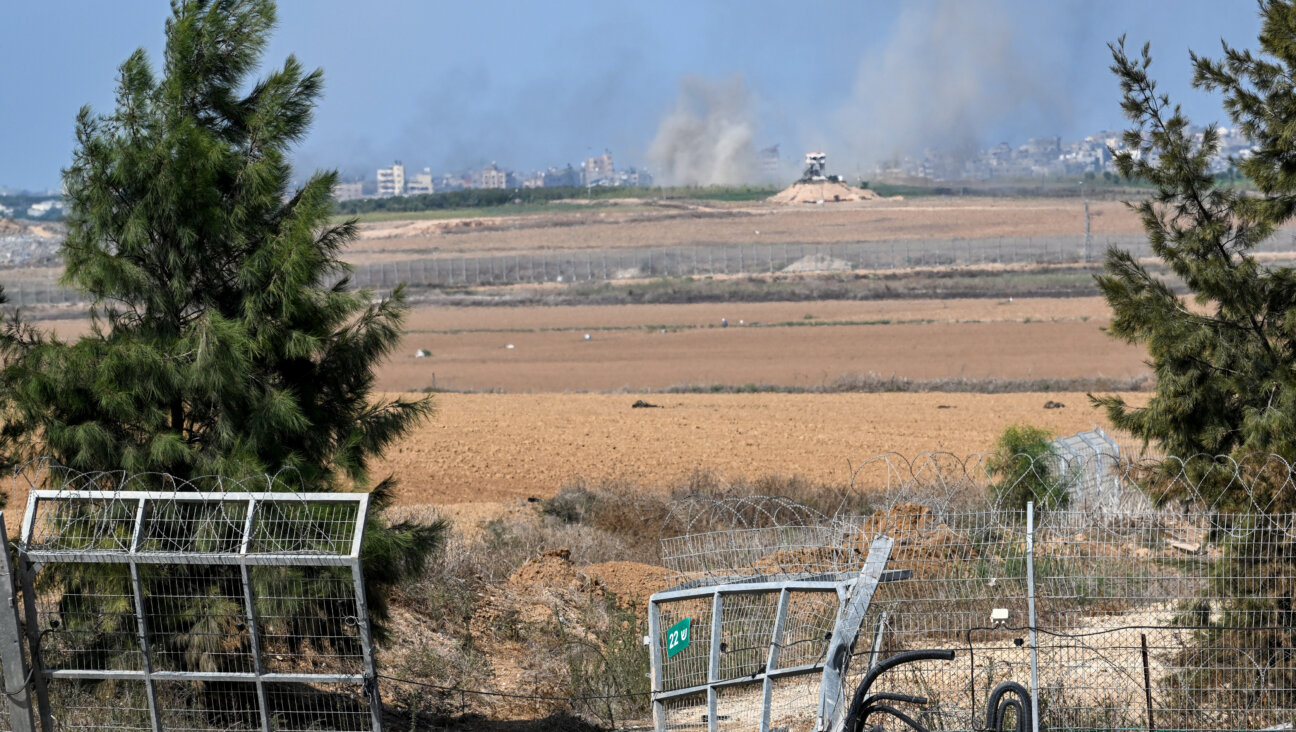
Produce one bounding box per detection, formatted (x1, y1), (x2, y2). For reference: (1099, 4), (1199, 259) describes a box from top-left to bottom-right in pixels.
(666, 617), (692, 658)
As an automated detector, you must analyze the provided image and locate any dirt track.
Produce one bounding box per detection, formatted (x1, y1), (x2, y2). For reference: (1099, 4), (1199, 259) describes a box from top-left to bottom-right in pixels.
(375, 391), (1147, 505)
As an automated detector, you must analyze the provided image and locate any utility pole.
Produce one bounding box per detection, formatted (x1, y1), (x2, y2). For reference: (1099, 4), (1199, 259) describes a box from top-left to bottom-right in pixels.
(1083, 198), (1092, 263)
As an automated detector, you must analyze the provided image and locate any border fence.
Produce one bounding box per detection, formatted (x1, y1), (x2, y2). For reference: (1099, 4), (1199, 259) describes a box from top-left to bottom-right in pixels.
(9, 230), (1296, 307)
(0, 465), (379, 732)
(649, 452), (1296, 732)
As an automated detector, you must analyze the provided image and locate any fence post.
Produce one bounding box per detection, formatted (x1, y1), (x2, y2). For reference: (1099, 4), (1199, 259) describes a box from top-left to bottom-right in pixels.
(1026, 501), (1041, 732)
(17, 552), (52, 732)
(128, 499), (163, 732)
(0, 514), (37, 732)
(350, 495), (384, 732)
(647, 598), (664, 732)
(707, 590), (722, 732)
(239, 498), (273, 732)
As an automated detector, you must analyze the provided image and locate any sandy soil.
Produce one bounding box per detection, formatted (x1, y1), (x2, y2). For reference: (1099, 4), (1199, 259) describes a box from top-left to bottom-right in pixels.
(385, 319), (1145, 392)
(26, 297), (1146, 394)
(373, 391), (1147, 505)
(400, 296), (1117, 332)
(345, 197), (1143, 260)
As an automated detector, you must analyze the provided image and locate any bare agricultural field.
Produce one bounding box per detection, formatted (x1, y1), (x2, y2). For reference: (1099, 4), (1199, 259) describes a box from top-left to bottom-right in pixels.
(385, 318), (1147, 393)
(374, 391), (1148, 505)
(400, 295), (1117, 332)
(25, 296), (1147, 394)
(344, 196), (1144, 261)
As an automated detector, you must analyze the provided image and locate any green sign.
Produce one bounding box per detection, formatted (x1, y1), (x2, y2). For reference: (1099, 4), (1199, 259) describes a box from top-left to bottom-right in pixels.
(666, 617), (692, 658)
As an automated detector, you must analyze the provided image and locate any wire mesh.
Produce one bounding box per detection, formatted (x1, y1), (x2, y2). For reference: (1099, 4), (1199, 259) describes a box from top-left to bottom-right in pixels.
(651, 450), (1296, 732)
(10, 463), (378, 732)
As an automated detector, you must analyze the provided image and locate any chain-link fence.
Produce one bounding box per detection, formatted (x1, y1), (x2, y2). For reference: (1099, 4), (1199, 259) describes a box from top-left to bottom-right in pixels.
(650, 452), (1296, 732)
(2, 464), (380, 732)
(10, 230), (1296, 307)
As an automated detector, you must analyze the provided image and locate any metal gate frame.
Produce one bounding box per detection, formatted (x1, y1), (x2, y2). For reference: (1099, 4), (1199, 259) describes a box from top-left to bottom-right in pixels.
(648, 537), (902, 732)
(2, 490), (382, 732)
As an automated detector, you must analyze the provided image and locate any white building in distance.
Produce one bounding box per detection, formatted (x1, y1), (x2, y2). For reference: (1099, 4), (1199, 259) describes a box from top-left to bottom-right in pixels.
(406, 167), (434, 195)
(377, 162), (405, 197)
(480, 163), (507, 189)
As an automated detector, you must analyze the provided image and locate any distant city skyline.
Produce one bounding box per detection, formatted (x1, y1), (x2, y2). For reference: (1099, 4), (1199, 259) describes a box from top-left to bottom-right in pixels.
(1, 1), (1266, 191)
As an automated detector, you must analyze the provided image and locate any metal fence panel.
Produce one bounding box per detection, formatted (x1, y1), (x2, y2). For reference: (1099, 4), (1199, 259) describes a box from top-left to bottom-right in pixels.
(655, 453), (1296, 732)
(15, 470), (379, 732)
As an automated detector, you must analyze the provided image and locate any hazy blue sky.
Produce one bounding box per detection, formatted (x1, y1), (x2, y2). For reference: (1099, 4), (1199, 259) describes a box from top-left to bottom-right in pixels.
(0, 1), (1266, 191)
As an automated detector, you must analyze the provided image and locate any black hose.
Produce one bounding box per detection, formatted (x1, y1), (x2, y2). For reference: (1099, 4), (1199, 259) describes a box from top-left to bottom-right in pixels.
(985, 681), (1031, 732)
(842, 649), (955, 732)
(860, 704), (928, 732)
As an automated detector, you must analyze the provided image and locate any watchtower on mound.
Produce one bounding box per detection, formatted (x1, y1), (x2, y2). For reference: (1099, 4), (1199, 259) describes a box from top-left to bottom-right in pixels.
(803, 151), (828, 181)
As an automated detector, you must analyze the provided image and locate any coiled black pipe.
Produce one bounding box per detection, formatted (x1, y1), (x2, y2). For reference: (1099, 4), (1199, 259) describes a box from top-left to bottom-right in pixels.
(985, 681), (1031, 732)
(842, 649), (956, 732)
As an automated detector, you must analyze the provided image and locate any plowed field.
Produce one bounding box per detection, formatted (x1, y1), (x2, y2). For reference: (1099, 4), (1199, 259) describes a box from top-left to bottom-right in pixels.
(375, 391), (1148, 505)
(384, 296), (1146, 392)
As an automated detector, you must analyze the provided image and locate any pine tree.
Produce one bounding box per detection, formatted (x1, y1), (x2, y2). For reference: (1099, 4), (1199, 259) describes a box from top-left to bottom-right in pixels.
(0, 0), (441, 638)
(1097, 7), (1296, 712)
(1095, 2), (1296, 511)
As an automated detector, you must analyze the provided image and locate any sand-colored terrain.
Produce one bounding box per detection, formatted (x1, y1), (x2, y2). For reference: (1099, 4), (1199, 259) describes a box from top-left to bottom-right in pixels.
(401, 296), (1117, 332)
(345, 196), (1143, 261)
(386, 319), (1145, 393)
(374, 391), (1146, 505)
(388, 296), (1147, 393)
(27, 296), (1148, 394)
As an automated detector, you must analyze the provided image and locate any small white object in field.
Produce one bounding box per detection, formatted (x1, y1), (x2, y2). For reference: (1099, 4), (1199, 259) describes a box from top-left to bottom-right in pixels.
(505, 344), (515, 349)
(660, 328), (666, 333)
(1008, 297), (1014, 303)
(738, 320), (744, 325)
(556, 275), (563, 282)
(584, 333), (591, 340)
(754, 230), (760, 235)
(414, 349), (431, 358)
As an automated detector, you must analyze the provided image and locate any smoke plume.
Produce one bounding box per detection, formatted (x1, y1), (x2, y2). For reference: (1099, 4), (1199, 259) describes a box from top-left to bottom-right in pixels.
(830, 1), (1067, 175)
(647, 75), (763, 186)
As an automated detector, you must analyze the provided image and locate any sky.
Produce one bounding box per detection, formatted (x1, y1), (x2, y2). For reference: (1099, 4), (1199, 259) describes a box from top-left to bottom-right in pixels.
(0, 1), (1268, 191)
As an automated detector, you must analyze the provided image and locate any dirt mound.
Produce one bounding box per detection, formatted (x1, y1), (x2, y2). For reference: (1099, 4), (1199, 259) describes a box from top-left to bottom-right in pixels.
(782, 253), (852, 273)
(508, 547), (589, 593)
(584, 561), (670, 605)
(470, 548), (606, 642)
(861, 502), (936, 534)
(767, 181), (882, 205)
(850, 503), (978, 577)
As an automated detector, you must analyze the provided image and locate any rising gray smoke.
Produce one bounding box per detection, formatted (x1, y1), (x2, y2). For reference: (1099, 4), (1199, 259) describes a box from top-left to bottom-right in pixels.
(829, 0), (1067, 176)
(646, 75), (763, 186)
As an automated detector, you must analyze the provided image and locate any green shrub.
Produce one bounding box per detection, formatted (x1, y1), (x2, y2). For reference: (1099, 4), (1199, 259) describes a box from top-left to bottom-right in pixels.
(987, 424), (1070, 512)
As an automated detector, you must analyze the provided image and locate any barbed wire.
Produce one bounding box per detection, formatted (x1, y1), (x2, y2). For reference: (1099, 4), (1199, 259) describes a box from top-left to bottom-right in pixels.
(659, 451), (1296, 584)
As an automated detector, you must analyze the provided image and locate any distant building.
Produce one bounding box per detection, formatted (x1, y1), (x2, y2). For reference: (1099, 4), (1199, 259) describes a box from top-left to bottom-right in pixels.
(406, 168), (435, 195)
(377, 162), (405, 197)
(333, 181), (365, 201)
(520, 172), (545, 188)
(582, 151), (614, 185)
(615, 168), (652, 187)
(543, 165), (581, 187)
(480, 163), (507, 189)
(0, 204), (12, 218)
(26, 199), (63, 218)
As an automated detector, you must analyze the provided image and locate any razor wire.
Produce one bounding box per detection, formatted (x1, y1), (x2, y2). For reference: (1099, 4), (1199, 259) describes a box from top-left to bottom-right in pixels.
(651, 451), (1296, 732)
